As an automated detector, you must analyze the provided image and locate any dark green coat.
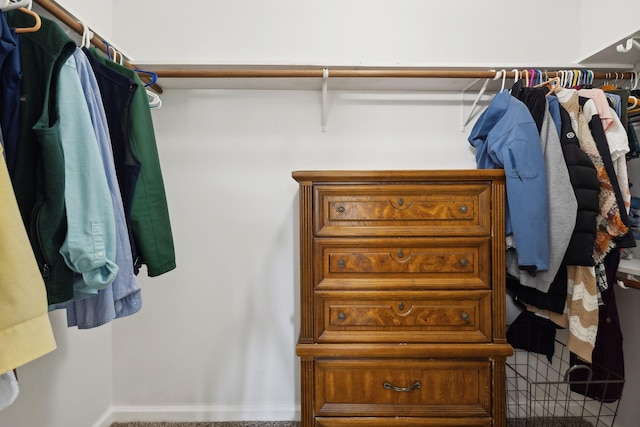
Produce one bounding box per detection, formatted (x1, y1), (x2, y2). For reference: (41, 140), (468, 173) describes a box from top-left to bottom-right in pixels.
(89, 49), (176, 277)
(7, 12), (76, 304)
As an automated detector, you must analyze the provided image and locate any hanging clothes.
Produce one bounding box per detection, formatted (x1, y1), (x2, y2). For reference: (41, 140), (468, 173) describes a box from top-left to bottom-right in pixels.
(581, 89), (633, 214)
(507, 83), (577, 293)
(87, 47), (176, 277)
(0, 12), (21, 174)
(0, 142), (56, 375)
(569, 249), (625, 402)
(557, 90), (628, 264)
(5, 11), (77, 304)
(468, 90), (550, 273)
(57, 54), (118, 294)
(0, 370), (19, 411)
(60, 48), (142, 329)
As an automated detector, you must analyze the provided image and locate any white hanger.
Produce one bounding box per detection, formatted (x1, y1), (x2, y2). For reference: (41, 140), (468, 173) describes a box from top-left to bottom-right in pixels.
(461, 71), (497, 131)
(147, 90), (162, 109)
(79, 21), (93, 49)
(0, 0), (31, 11)
(496, 69), (506, 92)
(511, 68), (520, 84)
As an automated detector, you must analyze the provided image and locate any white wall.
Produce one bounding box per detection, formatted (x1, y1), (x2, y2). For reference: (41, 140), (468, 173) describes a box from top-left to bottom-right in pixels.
(579, 0), (640, 62)
(108, 89), (478, 422)
(112, 0), (582, 67)
(0, 312), (113, 426)
(1, 1), (640, 426)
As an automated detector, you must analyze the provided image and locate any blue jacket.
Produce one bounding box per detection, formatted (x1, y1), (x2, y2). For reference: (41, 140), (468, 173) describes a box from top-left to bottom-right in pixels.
(468, 90), (550, 272)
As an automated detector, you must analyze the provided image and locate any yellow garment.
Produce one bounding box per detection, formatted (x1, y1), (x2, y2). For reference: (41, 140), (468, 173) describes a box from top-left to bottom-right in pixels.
(0, 146), (56, 373)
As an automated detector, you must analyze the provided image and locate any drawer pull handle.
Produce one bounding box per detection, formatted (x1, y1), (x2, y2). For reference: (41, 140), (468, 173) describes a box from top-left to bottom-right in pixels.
(337, 259), (346, 268)
(337, 312), (347, 321)
(383, 380), (421, 393)
(461, 312), (470, 322)
(337, 205), (345, 213)
(397, 250), (404, 258)
(397, 197), (404, 206)
(459, 204), (468, 214)
(398, 302), (405, 311)
(460, 258), (469, 267)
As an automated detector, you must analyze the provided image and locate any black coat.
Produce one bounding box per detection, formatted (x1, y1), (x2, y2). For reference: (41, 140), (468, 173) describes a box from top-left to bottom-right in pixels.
(558, 105), (600, 266)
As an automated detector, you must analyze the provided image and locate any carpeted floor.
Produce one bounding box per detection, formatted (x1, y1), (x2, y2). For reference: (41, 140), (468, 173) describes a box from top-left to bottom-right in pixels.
(110, 423), (300, 427)
(507, 417), (593, 426)
(111, 420), (592, 427)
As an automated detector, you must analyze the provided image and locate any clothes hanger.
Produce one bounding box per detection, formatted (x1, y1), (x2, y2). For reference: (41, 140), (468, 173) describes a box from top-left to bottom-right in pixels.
(0, 0), (31, 11)
(521, 69), (530, 87)
(600, 72), (617, 90)
(79, 21), (93, 49)
(14, 7), (40, 33)
(534, 76), (561, 97)
(528, 69), (535, 87)
(134, 68), (163, 109)
(4, 0), (41, 34)
(147, 90), (162, 109)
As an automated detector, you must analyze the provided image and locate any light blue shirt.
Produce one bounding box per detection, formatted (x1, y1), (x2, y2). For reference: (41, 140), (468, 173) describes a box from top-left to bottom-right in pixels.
(57, 55), (118, 294)
(63, 48), (142, 328)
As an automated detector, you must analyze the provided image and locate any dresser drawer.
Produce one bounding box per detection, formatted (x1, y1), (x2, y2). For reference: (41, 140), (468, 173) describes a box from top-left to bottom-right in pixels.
(314, 183), (492, 237)
(314, 358), (492, 417)
(315, 417), (491, 426)
(315, 290), (492, 343)
(315, 237), (491, 290)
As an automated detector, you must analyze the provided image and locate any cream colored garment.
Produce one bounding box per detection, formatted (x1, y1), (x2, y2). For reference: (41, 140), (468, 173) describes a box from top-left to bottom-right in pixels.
(0, 145), (56, 374)
(525, 265), (599, 363)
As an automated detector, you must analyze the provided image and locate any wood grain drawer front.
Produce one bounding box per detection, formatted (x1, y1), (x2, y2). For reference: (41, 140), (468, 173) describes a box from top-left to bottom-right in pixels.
(315, 417), (491, 426)
(315, 238), (491, 290)
(314, 183), (492, 237)
(315, 359), (492, 417)
(315, 291), (492, 343)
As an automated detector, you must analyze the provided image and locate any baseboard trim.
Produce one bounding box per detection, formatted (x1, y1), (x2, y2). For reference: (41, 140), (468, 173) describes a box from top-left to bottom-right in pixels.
(95, 405), (300, 426)
(93, 408), (115, 427)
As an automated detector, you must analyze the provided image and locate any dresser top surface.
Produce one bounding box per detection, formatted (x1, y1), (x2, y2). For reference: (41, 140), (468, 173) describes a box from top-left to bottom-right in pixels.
(292, 169), (506, 183)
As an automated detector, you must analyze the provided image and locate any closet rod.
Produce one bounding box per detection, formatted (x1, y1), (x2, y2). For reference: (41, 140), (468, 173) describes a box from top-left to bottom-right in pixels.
(32, 0), (163, 93)
(31, 2), (635, 85)
(149, 69), (636, 80)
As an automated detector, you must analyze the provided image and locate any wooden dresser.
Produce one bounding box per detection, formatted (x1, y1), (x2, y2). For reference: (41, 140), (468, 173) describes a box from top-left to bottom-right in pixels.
(293, 170), (513, 427)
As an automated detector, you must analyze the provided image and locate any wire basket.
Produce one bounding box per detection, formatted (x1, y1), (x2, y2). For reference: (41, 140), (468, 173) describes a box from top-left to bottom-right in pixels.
(506, 335), (625, 427)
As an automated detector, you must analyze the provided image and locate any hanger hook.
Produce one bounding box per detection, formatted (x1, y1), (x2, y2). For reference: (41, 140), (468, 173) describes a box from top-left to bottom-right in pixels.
(529, 69), (535, 87)
(492, 69), (506, 92)
(511, 68), (519, 83)
(78, 21), (93, 49)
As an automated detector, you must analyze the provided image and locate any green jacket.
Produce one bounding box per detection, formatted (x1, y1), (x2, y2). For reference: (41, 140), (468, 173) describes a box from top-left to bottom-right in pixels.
(89, 49), (176, 277)
(7, 12), (76, 304)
